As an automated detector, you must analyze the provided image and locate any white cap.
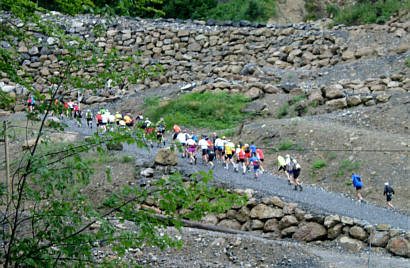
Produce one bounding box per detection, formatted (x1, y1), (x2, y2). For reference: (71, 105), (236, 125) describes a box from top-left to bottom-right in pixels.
(285, 154), (290, 158)
(384, 182), (389, 186)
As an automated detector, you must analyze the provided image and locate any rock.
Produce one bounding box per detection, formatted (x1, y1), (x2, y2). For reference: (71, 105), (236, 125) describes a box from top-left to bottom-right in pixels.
(293, 222), (327, 242)
(263, 84), (280, 94)
(282, 203), (298, 215)
(281, 226), (298, 237)
(217, 219), (241, 230)
(324, 84), (343, 99)
(270, 196), (285, 208)
(250, 204), (283, 219)
(324, 215), (340, 228)
(188, 42), (201, 52)
(22, 138), (43, 150)
(140, 168), (154, 177)
(264, 219), (279, 232)
(339, 236), (366, 252)
(106, 142), (123, 151)
(326, 98), (347, 109)
(308, 88), (324, 104)
(341, 216), (354, 225)
(395, 43), (409, 54)
(355, 47), (374, 57)
(389, 229), (401, 238)
(279, 215), (298, 229)
(85, 96), (104, 104)
(386, 237), (410, 257)
(349, 226), (368, 241)
(201, 214), (218, 225)
(370, 231), (390, 247)
(342, 50), (355, 60)
(44, 116), (61, 127)
(0, 83), (15, 93)
(328, 223), (343, 240)
(251, 219), (264, 230)
(50, 132), (78, 143)
(28, 46), (39, 55)
(244, 87), (263, 100)
(236, 206), (250, 223)
(347, 95), (361, 106)
(376, 94), (391, 103)
(154, 147), (178, 166)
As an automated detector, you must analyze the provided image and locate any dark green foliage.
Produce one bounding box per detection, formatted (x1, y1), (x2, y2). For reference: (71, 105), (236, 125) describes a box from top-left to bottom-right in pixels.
(143, 92), (251, 130)
(278, 140), (294, 150)
(312, 158), (326, 170)
(333, 0), (409, 26)
(206, 0), (276, 22)
(304, 0), (323, 21)
(326, 4), (340, 17)
(162, 0), (217, 20)
(277, 103), (289, 118)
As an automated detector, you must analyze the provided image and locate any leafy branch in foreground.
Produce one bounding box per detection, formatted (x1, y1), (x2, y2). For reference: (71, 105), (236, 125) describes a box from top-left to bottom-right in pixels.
(0, 1), (244, 267)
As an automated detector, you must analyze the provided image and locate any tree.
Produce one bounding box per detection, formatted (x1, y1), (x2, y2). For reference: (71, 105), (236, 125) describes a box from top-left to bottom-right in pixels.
(0, 1), (244, 266)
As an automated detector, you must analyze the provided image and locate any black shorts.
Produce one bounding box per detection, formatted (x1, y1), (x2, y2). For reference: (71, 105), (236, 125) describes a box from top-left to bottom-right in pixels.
(239, 158), (245, 163)
(208, 153), (215, 161)
(202, 149), (208, 155)
(355, 186), (362, 190)
(226, 154), (232, 159)
(87, 118), (92, 122)
(260, 158), (264, 162)
(173, 133), (178, 140)
(386, 195), (392, 202)
(293, 169), (301, 179)
(278, 166), (285, 172)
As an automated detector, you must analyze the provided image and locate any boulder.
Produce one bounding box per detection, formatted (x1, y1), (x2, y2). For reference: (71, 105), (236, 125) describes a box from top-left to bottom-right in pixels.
(201, 214), (218, 225)
(282, 203), (298, 215)
(386, 237), (410, 257)
(244, 87), (263, 100)
(349, 226), (368, 241)
(264, 219), (279, 232)
(278, 215), (298, 229)
(292, 222), (327, 242)
(270, 196), (285, 208)
(22, 138), (43, 150)
(140, 168), (154, 177)
(135, 158), (154, 168)
(347, 95), (362, 106)
(376, 94), (391, 103)
(236, 206), (250, 223)
(339, 236), (366, 252)
(324, 84), (343, 99)
(294, 208), (306, 221)
(281, 226), (298, 237)
(251, 219), (264, 230)
(370, 231), (389, 248)
(308, 88), (324, 104)
(263, 84), (280, 94)
(44, 116), (61, 127)
(395, 43), (409, 54)
(355, 47), (374, 57)
(341, 216), (354, 225)
(326, 98), (347, 109)
(217, 219), (241, 230)
(328, 223), (343, 240)
(342, 50), (355, 60)
(85, 96), (104, 104)
(250, 204), (283, 219)
(324, 215), (341, 228)
(154, 147), (178, 166)
(50, 132), (78, 143)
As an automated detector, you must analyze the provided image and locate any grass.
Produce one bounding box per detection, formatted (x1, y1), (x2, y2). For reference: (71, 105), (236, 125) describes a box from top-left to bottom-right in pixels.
(333, 0), (409, 26)
(121, 155), (134, 163)
(221, 129), (235, 137)
(277, 103), (289, 119)
(293, 95), (307, 103)
(312, 158), (326, 170)
(144, 92), (251, 130)
(278, 140), (294, 150)
(336, 159), (359, 177)
(325, 151), (338, 161)
(405, 57), (410, 68)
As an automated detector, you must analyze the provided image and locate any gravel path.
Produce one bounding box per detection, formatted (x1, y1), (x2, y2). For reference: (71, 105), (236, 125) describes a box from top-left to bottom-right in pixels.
(64, 119), (409, 230)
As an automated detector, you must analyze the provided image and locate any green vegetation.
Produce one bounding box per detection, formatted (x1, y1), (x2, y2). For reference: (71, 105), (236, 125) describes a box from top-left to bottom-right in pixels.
(312, 158), (326, 170)
(277, 103), (289, 118)
(144, 92), (251, 130)
(332, 0), (409, 26)
(278, 140), (295, 150)
(325, 151), (338, 161)
(405, 57), (410, 68)
(293, 94), (307, 103)
(121, 154), (134, 163)
(337, 159), (359, 176)
(304, 0), (324, 21)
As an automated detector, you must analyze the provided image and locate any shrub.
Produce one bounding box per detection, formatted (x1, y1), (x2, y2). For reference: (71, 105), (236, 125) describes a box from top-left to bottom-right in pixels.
(326, 4), (340, 17)
(337, 159), (359, 176)
(293, 94), (307, 103)
(312, 158), (326, 170)
(206, 0), (276, 22)
(121, 154), (134, 163)
(277, 103), (289, 118)
(278, 140), (294, 150)
(144, 92), (251, 130)
(333, 0), (408, 26)
(405, 57), (410, 68)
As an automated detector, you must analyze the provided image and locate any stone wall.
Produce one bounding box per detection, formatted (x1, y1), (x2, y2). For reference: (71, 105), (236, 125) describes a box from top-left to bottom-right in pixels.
(1, 12), (409, 111)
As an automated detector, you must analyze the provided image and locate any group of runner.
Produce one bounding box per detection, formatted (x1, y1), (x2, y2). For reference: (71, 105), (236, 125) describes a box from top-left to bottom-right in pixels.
(172, 124), (267, 180)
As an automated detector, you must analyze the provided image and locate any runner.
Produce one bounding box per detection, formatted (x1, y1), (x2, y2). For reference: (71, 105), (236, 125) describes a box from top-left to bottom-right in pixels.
(214, 136), (224, 163)
(198, 136), (209, 164)
(207, 147), (216, 169)
(115, 111), (123, 125)
(124, 114), (133, 127)
(236, 144), (246, 174)
(86, 109), (93, 128)
(176, 130), (187, 158)
(350, 173), (364, 202)
(186, 135), (197, 165)
(155, 118), (166, 147)
(277, 155), (287, 176)
(136, 112), (144, 121)
(224, 139), (235, 170)
(244, 144), (251, 171)
(249, 154), (260, 180)
(383, 182), (395, 210)
(290, 157), (303, 191)
(27, 95), (35, 112)
(256, 148), (264, 174)
(95, 112), (102, 131)
(250, 141), (257, 157)
(173, 124), (181, 141)
(285, 154), (293, 185)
